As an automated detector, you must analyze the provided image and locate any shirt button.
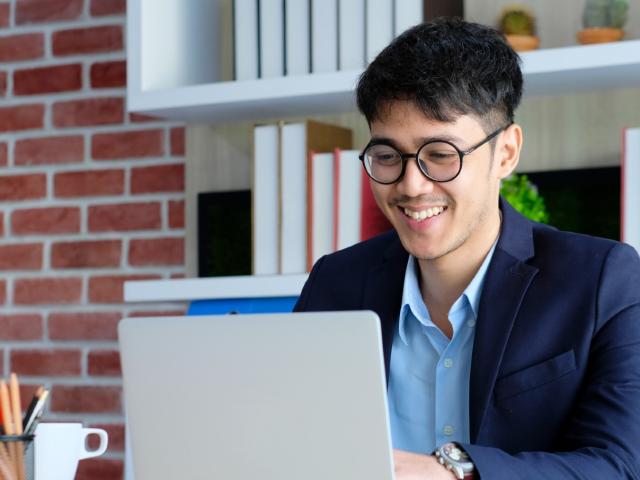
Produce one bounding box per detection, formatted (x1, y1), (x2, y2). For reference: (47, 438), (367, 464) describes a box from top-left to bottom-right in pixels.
(443, 358), (453, 368)
(468, 319), (476, 327)
(443, 425), (455, 436)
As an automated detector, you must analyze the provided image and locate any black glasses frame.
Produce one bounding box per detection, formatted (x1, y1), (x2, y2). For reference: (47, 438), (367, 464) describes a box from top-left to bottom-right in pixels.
(359, 123), (513, 185)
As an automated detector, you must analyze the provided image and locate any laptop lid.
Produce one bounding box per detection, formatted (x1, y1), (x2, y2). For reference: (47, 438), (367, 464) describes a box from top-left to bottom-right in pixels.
(119, 311), (395, 480)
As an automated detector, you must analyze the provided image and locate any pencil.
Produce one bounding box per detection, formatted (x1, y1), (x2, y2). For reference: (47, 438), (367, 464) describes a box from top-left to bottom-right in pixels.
(0, 382), (17, 480)
(8, 375), (24, 480)
(0, 443), (15, 480)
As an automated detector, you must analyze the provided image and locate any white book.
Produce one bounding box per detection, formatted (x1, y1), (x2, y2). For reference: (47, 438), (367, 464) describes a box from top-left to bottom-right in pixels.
(308, 152), (335, 269)
(338, 0), (365, 70)
(280, 123), (307, 273)
(622, 127), (640, 254)
(311, 0), (338, 73)
(285, 0), (310, 75)
(253, 124), (280, 274)
(259, 0), (285, 78)
(393, 0), (422, 37)
(233, 0), (259, 80)
(366, 0), (393, 63)
(336, 149), (363, 250)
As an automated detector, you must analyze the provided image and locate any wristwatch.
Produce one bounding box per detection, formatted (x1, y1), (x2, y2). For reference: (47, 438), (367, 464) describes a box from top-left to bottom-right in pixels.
(434, 442), (475, 479)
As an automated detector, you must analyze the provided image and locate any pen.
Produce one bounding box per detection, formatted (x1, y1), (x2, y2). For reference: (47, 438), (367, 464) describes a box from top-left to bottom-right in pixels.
(24, 390), (49, 436)
(21, 387), (43, 433)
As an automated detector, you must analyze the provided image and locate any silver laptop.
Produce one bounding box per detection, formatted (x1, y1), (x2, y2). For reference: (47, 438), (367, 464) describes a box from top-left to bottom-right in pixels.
(119, 311), (395, 480)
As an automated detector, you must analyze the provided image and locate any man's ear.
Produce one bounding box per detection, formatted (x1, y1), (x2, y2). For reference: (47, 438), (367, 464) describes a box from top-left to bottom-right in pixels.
(496, 123), (523, 179)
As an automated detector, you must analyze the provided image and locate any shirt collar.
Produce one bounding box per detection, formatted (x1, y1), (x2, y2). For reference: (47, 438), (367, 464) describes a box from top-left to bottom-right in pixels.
(398, 241), (498, 345)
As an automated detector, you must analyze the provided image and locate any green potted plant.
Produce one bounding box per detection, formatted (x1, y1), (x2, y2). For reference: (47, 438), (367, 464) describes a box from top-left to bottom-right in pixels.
(577, 0), (629, 44)
(498, 4), (540, 51)
(500, 174), (549, 223)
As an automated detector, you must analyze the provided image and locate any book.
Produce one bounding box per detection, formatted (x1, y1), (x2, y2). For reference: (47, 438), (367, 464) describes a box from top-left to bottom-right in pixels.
(281, 121), (353, 273)
(311, 0), (338, 73)
(285, 0), (310, 75)
(365, 0), (393, 63)
(233, 0), (260, 80)
(198, 190), (252, 277)
(423, 0), (463, 20)
(622, 127), (640, 253)
(308, 152), (336, 269)
(334, 149), (392, 250)
(394, 0), (423, 36)
(338, 0), (365, 70)
(259, 0), (285, 78)
(334, 149), (362, 249)
(253, 124), (280, 274)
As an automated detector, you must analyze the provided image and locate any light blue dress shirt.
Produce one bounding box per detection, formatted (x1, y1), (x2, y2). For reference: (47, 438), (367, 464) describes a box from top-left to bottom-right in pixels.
(387, 244), (496, 453)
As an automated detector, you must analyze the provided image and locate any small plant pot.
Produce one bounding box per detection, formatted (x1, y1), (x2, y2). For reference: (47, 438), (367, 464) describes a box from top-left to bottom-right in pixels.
(505, 34), (540, 52)
(576, 27), (624, 45)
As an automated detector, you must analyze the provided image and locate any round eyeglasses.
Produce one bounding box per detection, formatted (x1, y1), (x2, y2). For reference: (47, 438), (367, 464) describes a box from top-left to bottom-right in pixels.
(358, 123), (512, 184)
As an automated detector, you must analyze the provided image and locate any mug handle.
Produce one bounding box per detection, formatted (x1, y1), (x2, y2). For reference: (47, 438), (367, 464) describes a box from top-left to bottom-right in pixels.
(79, 428), (109, 460)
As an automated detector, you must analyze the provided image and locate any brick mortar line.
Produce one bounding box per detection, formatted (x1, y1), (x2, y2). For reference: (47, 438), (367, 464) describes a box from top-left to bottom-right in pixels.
(0, 374), (122, 385)
(1, 269), (185, 283)
(42, 237), (51, 270)
(0, 230), (185, 247)
(4, 86), (127, 104)
(0, 125), (185, 142)
(0, 17), (126, 40)
(80, 344), (88, 376)
(8, 346), (119, 355)
(1, 303), (188, 314)
(1, 269), (186, 288)
(0, 301), (188, 315)
(80, 271), (89, 304)
(0, 269), (187, 281)
(43, 413), (126, 424)
(123, 161), (132, 195)
(2, 349), (8, 378)
(0, 51), (126, 71)
(0, 191), (185, 208)
(1, 157), (186, 174)
(2, 159), (185, 173)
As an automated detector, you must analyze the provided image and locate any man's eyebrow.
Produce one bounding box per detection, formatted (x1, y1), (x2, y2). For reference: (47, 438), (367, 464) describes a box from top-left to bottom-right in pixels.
(369, 133), (465, 148)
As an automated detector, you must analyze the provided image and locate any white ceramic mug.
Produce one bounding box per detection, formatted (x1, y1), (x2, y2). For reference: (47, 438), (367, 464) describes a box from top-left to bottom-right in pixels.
(34, 423), (108, 480)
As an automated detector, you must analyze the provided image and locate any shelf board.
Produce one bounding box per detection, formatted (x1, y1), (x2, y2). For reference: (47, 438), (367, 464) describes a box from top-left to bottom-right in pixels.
(127, 39), (640, 123)
(124, 274), (309, 303)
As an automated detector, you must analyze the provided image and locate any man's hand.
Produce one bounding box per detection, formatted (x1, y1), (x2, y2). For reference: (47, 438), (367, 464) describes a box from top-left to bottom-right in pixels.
(393, 449), (457, 480)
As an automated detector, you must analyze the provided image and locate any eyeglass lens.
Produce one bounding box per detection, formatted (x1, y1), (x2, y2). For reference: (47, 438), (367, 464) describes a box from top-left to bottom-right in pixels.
(363, 142), (461, 183)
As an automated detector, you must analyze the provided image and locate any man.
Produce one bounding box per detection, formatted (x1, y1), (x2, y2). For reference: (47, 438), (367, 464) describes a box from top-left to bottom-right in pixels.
(294, 18), (640, 479)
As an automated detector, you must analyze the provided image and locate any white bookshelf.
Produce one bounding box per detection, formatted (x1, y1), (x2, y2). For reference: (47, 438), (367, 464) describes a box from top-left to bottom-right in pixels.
(127, 0), (640, 123)
(124, 274), (308, 302)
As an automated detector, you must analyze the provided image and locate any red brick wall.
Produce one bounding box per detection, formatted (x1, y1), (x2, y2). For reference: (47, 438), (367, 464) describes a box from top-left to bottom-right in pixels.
(0, 1), (186, 478)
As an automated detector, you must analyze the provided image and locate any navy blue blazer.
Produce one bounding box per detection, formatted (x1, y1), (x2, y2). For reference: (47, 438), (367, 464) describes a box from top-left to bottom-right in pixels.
(294, 198), (640, 479)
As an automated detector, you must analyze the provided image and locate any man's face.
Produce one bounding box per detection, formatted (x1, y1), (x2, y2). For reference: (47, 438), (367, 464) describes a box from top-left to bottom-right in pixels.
(368, 101), (513, 262)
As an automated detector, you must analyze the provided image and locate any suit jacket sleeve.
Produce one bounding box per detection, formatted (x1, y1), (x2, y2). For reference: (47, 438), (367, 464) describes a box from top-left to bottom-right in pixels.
(462, 242), (640, 479)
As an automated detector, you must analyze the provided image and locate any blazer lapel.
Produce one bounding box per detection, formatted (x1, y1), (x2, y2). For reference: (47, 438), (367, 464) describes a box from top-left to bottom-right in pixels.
(362, 234), (408, 383)
(469, 198), (539, 442)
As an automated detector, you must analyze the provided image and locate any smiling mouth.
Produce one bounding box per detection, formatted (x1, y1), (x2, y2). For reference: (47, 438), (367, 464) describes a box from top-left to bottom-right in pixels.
(401, 206), (447, 221)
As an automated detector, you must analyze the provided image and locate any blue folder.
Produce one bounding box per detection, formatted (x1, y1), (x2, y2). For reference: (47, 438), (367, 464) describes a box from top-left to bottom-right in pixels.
(187, 296), (299, 316)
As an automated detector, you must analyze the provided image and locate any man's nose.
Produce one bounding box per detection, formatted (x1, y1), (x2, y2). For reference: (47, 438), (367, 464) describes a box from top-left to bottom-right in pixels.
(396, 156), (435, 197)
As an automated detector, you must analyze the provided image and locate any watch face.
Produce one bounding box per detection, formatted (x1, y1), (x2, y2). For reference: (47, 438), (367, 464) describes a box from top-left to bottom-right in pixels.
(442, 443), (474, 470)
(444, 443), (468, 461)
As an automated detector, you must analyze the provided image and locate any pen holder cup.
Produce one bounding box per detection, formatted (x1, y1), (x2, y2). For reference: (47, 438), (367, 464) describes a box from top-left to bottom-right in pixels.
(0, 434), (35, 480)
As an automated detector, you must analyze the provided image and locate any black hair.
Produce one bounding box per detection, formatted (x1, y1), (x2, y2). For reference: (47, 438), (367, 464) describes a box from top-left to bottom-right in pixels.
(356, 17), (523, 133)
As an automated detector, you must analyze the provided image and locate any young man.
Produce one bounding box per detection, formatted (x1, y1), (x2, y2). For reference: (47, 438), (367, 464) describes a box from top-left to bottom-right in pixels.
(294, 18), (640, 480)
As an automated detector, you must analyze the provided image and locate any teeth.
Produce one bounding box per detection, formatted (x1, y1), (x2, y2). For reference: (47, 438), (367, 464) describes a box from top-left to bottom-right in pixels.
(403, 206), (445, 221)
